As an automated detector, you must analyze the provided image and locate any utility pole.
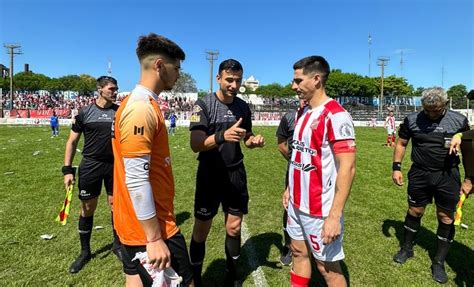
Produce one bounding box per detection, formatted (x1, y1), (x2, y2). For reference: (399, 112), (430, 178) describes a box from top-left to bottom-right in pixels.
(368, 34), (372, 77)
(395, 48), (412, 78)
(107, 58), (112, 76)
(441, 64), (445, 88)
(377, 57), (390, 119)
(4, 44), (22, 111)
(205, 50), (219, 94)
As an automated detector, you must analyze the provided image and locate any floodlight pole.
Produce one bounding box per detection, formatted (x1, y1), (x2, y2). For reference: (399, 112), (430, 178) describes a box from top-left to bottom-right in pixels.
(377, 57), (389, 120)
(206, 50), (219, 95)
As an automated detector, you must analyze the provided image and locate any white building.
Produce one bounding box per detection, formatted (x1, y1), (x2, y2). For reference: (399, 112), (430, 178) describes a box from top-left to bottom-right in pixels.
(243, 75), (259, 91)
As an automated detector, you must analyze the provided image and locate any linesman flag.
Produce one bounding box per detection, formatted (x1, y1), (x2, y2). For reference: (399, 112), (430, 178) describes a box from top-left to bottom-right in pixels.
(56, 185), (73, 225)
(454, 193), (466, 226)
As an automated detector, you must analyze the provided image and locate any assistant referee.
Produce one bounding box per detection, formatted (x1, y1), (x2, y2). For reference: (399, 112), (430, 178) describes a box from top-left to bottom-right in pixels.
(391, 87), (469, 284)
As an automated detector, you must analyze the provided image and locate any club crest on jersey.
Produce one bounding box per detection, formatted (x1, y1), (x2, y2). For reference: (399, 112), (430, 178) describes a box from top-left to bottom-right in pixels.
(192, 105), (202, 113)
(292, 140), (317, 156)
(310, 119), (320, 130)
(290, 161), (316, 172)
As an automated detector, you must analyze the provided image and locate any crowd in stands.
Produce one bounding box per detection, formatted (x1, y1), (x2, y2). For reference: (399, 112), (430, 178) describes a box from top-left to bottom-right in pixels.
(1, 92), (414, 121)
(2, 92), (95, 111)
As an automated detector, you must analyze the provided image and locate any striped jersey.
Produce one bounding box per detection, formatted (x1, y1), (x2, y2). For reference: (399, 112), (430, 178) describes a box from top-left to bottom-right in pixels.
(289, 99), (355, 217)
(385, 115), (396, 131)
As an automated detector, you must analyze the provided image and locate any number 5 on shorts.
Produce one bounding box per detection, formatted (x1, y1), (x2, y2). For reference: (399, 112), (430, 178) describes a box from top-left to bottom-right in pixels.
(309, 234), (321, 252)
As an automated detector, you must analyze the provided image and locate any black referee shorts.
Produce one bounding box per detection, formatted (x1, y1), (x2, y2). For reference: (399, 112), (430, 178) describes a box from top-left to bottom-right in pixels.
(121, 232), (193, 287)
(194, 162), (249, 221)
(78, 158), (113, 200)
(407, 165), (461, 212)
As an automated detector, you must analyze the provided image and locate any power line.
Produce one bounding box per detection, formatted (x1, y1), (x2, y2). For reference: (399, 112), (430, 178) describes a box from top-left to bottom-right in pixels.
(205, 50), (219, 94)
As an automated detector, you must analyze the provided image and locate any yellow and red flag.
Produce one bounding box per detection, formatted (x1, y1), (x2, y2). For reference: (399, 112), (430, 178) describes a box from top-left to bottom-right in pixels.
(56, 185), (73, 225)
(454, 193), (466, 226)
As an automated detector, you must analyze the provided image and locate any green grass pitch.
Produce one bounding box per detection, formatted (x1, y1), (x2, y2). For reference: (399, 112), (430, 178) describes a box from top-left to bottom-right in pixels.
(0, 125), (473, 286)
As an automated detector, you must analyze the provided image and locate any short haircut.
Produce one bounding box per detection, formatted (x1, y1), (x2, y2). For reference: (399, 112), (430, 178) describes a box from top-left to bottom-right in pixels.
(136, 33), (185, 64)
(293, 56), (330, 86)
(421, 87), (448, 106)
(97, 76), (117, 88)
(218, 59), (243, 75)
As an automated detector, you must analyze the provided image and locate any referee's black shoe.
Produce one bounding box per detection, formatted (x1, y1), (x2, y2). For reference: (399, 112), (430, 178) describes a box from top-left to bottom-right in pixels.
(69, 252), (91, 273)
(431, 261), (448, 284)
(393, 248), (414, 264)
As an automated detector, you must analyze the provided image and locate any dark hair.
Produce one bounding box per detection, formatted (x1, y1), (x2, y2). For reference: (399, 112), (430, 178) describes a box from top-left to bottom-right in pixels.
(97, 76), (117, 88)
(293, 56), (330, 86)
(136, 33), (185, 62)
(218, 59), (243, 75)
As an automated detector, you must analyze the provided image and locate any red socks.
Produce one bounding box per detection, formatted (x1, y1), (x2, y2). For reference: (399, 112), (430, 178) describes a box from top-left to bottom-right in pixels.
(290, 271), (310, 287)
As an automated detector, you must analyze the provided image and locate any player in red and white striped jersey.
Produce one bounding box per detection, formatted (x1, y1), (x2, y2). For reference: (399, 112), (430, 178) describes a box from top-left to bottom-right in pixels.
(282, 56), (356, 287)
(384, 110), (396, 147)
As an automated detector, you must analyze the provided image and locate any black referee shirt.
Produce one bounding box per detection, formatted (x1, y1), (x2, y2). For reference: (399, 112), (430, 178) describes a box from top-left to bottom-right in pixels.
(398, 109), (469, 171)
(276, 110), (297, 160)
(72, 103), (118, 163)
(189, 93), (252, 167)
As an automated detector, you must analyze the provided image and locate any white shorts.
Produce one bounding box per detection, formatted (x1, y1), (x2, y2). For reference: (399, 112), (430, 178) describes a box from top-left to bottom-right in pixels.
(387, 128), (395, 135)
(286, 203), (345, 262)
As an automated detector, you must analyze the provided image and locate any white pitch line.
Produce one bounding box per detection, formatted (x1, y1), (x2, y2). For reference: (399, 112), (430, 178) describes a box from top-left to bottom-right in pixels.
(241, 220), (268, 287)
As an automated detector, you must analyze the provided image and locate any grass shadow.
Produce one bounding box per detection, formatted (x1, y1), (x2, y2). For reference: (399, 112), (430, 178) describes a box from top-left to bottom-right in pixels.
(382, 219), (474, 286)
(176, 211), (191, 226)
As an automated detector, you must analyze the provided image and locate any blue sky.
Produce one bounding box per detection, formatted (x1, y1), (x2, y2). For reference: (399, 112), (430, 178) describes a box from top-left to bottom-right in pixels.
(1, 0), (472, 93)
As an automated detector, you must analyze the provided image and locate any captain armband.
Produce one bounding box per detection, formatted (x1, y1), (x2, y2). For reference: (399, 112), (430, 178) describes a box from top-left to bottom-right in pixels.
(333, 140), (356, 154)
(392, 162), (402, 171)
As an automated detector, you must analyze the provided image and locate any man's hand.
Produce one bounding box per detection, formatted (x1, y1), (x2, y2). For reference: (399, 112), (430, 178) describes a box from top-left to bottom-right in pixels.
(449, 136), (462, 155)
(224, 118), (246, 142)
(247, 134), (265, 148)
(392, 170), (403, 186)
(461, 178), (473, 197)
(321, 215), (342, 245)
(282, 187), (289, 209)
(146, 239), (171, 270)
(64, 174), (74, 189)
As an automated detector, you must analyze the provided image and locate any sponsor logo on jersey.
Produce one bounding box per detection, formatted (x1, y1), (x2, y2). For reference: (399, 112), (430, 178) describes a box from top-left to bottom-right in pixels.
(190, 113), (200, 122)
(292, 140), (317, 155)
(98, 113), (111, 121)
(134, 126), (144, 135)
(290, 161), (316, 172)
(143, 162), (149, 170)
(164, 156), (171, 167)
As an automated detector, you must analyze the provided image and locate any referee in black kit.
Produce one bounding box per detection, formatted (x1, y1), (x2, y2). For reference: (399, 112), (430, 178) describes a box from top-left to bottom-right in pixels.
(62, 76), (122, 274)
(391, 87), (469, 284)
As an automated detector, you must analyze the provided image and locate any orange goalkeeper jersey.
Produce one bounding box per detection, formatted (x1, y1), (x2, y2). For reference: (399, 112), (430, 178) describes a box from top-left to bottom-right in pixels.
(112, 85), (178, 246)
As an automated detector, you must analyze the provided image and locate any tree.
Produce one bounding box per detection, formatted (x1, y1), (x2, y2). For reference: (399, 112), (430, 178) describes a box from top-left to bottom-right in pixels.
(14, 72), (50, 92)
(171, 72), (197, 94)
(447, 84), (468, 109)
